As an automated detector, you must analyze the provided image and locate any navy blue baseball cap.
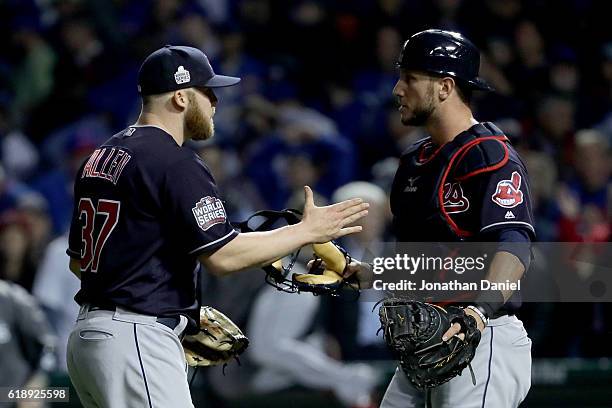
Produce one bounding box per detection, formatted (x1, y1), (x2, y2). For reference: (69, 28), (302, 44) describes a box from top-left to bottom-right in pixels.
(138, 45), (241, 95)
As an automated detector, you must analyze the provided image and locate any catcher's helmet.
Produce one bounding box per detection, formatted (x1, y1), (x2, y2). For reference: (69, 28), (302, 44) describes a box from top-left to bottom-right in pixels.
(397, 29), (493, 91)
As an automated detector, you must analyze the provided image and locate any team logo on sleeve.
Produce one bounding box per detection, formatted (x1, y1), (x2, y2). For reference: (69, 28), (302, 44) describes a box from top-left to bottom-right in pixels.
(443, 182), (469, 214)
(491, 171), (524, 208)
(192, 196), (227, 231)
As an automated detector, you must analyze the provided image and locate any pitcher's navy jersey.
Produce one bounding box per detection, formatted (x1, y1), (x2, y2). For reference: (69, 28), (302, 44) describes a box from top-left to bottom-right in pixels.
(67, 125), (237, 327)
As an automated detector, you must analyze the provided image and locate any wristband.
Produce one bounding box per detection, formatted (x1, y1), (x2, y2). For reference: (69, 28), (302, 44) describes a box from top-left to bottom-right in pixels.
(465, 305), (489, 327)
(473, 289), (505, 318)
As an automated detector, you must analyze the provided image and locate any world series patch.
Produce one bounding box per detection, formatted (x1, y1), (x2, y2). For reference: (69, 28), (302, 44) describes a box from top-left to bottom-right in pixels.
(491, 171), (524, 208)
(174, 66), (191, 84)
(192, 196), (227, 231)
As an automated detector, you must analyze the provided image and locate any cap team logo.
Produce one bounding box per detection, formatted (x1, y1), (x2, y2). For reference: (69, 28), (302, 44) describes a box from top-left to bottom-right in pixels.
(192, 196), (227, 231)
(174, 66), (191, 84)
(443, 182), (469, 214)
(491, 171), (524, 208)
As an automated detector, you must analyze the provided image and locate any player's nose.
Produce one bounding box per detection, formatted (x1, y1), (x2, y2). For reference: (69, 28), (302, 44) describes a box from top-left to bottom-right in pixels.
(393, 81), (405, 98)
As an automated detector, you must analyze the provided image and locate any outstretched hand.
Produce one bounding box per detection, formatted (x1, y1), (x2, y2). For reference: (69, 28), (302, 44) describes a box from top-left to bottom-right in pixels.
(300, 185), (369, 243)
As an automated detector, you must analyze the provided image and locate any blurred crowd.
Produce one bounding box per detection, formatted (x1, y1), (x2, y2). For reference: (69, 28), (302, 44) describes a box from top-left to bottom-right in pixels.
(1, 0), (611, 406)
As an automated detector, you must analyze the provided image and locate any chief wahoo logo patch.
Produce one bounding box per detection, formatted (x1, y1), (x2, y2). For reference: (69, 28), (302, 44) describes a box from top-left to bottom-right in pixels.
(491, 171), (524, 208)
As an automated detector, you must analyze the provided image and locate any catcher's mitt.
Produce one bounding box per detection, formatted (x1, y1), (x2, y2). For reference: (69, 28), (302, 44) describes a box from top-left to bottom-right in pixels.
(182, 306), (249, 367)
(378, 299), (481, 389)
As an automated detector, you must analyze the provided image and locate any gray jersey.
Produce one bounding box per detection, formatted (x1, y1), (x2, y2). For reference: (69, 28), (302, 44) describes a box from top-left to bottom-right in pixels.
(0, 280), (56, 387)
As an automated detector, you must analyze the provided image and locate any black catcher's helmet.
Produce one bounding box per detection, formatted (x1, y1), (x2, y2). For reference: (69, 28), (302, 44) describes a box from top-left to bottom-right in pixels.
(397, 29), (493, 91)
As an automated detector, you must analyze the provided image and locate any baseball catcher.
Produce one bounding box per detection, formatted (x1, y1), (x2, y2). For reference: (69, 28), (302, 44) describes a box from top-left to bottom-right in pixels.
(378, 299), (481, 390)
(182, 306), (249, 367)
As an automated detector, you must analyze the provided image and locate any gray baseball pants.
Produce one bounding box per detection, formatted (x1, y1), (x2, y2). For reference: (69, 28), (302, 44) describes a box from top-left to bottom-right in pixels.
(380, 314), (532, 408)
(66, 304), (192, 408)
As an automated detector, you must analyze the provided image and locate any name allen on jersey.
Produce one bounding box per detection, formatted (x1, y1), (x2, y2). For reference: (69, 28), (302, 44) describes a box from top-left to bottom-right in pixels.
(81, 147), (132, 185)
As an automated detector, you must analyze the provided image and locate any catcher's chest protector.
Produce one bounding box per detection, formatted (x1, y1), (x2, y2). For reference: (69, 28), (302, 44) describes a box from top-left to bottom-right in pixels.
(390, 122), (509, 242)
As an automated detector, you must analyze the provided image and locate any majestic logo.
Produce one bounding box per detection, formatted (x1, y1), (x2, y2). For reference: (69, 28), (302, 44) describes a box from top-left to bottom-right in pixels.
(492, 172), (524, 208)
(443, 182), (469, 214)
(174, 66), (191, 84)
(404, 177), (420, 193)
(504, 211), (516, 219)
(192, 196), (227, 231)
(124, 127), (136, 137)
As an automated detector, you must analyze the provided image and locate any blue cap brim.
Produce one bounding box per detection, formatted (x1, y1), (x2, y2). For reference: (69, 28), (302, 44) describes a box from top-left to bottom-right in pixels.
(205, 75), (241, 88)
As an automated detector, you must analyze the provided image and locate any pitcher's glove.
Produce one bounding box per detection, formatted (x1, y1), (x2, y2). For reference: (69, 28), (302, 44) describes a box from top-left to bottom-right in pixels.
(182, 306), (249, 367)
(378, 299), (481, 389)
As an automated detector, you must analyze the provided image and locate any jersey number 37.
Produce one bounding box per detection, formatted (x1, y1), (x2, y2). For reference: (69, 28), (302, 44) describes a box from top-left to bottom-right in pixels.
(78, 198), (120, 273)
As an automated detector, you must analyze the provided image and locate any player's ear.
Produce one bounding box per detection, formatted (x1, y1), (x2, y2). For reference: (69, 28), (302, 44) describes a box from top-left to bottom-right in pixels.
(438, 77), (455, 102)
(172, 89), (189, 111)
